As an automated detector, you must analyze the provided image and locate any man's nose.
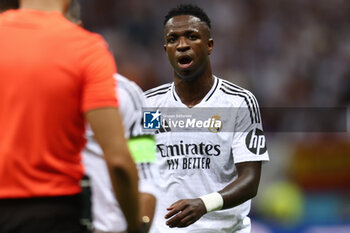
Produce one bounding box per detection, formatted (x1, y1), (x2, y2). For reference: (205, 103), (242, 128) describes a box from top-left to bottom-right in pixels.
(177, 37), (190, 52)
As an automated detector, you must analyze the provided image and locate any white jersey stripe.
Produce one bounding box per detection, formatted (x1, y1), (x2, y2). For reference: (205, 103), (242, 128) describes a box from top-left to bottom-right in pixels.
(251, 93), (261, 123)
(221, 80), (261, 123)
(145, 88), (171, 98)
(145, 84), (171, 96)
(220, 86), (255, 124)
(222, 79), (244, 90)
(221, 83), (260, 123)
(171, 87), (178, 101)
(221, 81), (260, 123)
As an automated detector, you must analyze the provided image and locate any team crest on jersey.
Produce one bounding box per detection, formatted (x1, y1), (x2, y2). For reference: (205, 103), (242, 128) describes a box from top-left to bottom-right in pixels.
(208, 115), (222, 133)
(245, 128), (267, 155)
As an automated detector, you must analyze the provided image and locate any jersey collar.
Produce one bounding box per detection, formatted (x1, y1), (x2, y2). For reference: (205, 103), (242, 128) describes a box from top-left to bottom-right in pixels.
(171, 76), (220, 106)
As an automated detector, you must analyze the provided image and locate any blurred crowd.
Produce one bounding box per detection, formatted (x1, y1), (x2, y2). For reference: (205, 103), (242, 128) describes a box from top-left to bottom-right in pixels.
(80, 0), (350, 107)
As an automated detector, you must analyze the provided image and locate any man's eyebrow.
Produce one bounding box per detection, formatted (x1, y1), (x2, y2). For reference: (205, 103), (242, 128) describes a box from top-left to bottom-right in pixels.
(166, 29), (199, 37)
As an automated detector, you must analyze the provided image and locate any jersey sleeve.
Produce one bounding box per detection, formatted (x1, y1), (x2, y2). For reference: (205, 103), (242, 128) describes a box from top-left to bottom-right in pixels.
(117, 74), (157, 195)
(136, 162), (157, 196)
(81, 35), (118, 113)
(116, 75), (145, 138)
(231, 92), (269, 163)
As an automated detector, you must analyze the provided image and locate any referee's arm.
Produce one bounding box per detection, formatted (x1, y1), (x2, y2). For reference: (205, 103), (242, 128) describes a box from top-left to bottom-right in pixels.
(86, 107), (142, 233)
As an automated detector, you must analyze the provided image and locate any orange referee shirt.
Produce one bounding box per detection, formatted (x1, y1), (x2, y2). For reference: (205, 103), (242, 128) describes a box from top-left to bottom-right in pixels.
(0, 9), (118, 198)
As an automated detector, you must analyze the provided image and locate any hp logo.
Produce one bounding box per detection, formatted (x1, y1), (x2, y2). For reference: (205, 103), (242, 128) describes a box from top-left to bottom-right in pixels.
(245, 128), (267, 155)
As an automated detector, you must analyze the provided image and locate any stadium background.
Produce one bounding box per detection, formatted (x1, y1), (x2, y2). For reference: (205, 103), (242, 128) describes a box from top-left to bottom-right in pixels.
(78, 0), (350, 232)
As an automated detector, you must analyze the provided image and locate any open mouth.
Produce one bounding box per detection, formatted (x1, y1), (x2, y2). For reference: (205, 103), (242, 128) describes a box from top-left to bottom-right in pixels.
(178, 56), (193, 69)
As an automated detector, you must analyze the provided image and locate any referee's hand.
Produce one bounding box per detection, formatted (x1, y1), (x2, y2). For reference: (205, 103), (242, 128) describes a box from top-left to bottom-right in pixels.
(127, 217), (150, 233)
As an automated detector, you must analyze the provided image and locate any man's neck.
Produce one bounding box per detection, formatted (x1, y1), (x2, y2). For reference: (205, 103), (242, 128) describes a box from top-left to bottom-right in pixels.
(174, 72), (214, 108)
(20, 0), (68, 13)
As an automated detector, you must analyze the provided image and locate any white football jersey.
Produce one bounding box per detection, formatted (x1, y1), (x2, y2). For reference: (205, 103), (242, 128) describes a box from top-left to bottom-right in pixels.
(145, 76), (269, 233)
(82, 74), (156, 232)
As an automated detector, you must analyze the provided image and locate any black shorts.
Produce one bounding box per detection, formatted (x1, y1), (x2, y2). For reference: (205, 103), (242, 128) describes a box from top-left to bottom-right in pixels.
(0, 194), (86, 233)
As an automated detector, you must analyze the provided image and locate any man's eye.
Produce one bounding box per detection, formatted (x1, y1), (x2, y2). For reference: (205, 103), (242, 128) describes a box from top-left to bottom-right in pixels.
(189, 35), (198, 40)
(167, 38), (176, 43)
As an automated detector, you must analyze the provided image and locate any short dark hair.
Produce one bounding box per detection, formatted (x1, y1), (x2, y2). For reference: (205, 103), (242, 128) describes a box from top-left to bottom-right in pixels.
(164, 4), (211, 29)
(0, 0), (19, 13)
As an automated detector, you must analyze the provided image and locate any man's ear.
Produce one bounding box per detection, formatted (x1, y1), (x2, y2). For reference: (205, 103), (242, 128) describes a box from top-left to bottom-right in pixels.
(208, 38), (214, 55)
(164, 44), (167, 52)
(77, 20), (83, 27)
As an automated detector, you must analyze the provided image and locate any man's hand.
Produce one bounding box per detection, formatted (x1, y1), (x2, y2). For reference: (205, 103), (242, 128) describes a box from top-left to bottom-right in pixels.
(164, 198), (207, 228)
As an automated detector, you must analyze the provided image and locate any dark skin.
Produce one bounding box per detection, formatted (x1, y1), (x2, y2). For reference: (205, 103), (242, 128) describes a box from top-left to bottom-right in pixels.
(164, 15), (214, 107)
(163, 15), (262, 228)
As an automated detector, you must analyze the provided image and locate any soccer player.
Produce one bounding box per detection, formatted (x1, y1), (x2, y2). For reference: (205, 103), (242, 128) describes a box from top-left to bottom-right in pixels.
(144, 4), (269, 233)
(83, 74), (157, 233)
(0, 0), (141, 232)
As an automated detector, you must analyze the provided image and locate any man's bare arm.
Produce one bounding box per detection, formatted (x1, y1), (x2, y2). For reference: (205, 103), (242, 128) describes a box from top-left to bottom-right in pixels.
(219, 161), (261, 208)
(165, 161), (261, 228)
(86, 108), (141, 232)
